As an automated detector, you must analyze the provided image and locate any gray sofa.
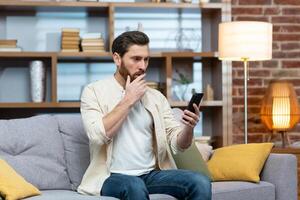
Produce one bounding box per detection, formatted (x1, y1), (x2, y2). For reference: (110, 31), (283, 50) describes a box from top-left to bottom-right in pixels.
(0, 114), (297, 200)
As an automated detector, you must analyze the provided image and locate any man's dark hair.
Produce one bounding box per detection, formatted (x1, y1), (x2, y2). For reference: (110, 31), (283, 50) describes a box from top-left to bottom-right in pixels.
(112, 31), (149, 57)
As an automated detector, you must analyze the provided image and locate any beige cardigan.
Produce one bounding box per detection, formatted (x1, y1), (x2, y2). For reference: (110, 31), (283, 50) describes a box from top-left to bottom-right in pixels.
(77, 77), (183, 196)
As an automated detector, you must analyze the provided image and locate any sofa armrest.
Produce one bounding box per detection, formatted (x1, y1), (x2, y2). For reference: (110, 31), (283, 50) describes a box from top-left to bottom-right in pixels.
(260, 153), (297, 200)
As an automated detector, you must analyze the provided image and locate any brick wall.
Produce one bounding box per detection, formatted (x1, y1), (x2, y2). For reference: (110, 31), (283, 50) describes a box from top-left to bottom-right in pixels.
(231, 0), (300, 144)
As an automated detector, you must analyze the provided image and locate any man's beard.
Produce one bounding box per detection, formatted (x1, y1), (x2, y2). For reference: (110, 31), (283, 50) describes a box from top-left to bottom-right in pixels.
(119, 61), (145, 82)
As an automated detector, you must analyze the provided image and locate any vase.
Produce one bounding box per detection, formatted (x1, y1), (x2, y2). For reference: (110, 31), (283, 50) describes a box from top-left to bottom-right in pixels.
(29, 60), (46, 102)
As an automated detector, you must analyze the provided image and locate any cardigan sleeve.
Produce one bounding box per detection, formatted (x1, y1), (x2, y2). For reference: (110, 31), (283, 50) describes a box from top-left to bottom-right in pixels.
(80, 84), (112, 145)
(160, 94), (185, 154)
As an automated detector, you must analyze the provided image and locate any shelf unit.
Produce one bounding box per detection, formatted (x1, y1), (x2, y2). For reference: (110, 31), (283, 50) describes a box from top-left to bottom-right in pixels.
(0, 0), (232, 147)
(0, 51), (221, 108)
(0, 1), (225, 9)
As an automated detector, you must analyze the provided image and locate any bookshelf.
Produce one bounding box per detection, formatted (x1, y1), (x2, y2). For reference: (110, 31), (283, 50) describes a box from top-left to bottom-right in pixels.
(0, 0), (232, 147)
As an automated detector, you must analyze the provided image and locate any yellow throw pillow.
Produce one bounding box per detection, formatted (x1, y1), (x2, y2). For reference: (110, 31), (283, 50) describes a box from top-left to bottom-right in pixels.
(0, 159), (41, 200)
(207, 143), (274, 183)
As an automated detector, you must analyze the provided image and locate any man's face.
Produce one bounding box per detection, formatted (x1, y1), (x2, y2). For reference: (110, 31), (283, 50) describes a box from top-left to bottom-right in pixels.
(117, 44), (149, 81)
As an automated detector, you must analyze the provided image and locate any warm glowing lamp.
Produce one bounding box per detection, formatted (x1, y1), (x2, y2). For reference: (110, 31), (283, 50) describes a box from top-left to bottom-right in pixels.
(261, 80), (300, 147)
(218, 21), (273, 143)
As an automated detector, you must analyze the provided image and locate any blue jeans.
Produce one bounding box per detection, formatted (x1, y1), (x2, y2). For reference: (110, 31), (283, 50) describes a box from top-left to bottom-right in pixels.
(101, 169), (211, 200)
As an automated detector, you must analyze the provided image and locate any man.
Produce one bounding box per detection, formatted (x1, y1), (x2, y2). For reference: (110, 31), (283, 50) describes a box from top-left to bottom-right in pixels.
(78, 31), (211, 200)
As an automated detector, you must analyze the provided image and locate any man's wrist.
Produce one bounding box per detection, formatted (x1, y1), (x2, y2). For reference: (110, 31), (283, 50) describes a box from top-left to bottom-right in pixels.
(120, 95), (134, 108)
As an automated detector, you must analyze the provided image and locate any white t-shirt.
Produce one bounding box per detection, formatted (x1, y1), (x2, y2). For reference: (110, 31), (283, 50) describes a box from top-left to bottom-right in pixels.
(110, 81), (156, 176)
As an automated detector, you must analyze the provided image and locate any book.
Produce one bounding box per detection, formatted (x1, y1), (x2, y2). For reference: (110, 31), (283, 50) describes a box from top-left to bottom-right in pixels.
(62, 33), (80, 38)
(61, 49), (80, 52)
(62, 28), (80, 33)
(62, 45), (79, 49)
(81, 38), (103, 43)
(61, 36), (80, 41)
(82, 46), (105, 50)
(81, 32), (102, 39)
(61, 40), (80, 45)
(0, 40), (17, 45)
(82, 49), (105, 52)
(81, 42), (104, 47)
(82, 49), (105, 53)
(0, 44), (17, 48)
(0, 47), (22, 52)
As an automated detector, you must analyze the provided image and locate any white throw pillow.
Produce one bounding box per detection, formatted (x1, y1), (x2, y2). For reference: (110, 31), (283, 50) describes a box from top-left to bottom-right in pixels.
(195, 142), (213, 162)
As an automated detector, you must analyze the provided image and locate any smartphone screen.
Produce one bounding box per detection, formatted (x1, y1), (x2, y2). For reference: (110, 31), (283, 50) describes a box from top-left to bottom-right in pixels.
(187, 93), (204, 113)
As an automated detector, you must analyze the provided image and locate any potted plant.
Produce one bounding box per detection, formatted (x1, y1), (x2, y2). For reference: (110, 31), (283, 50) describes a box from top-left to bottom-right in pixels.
(172, 69), (193, 101)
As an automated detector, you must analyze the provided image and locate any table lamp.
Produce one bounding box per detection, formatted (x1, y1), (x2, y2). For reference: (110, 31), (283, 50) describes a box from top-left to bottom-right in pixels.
(260, 80), (300, 147)
(218, 21), (273, 143)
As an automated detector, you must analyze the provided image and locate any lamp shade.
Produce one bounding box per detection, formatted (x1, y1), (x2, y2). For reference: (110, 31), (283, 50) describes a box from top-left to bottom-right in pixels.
(219, 21), (273, 61)
(260, 80), (300, 131)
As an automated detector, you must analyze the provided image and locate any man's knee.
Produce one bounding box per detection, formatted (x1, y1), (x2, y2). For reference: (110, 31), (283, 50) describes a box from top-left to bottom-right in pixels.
(125, 177), (148, 193)
(190, 173), (212, 199)
(191, 173), (211, 188)
(102, 175), (149, 200)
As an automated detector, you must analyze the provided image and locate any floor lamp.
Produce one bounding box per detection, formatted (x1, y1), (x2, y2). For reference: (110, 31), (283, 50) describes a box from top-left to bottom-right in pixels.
(218, 21), (273, 143)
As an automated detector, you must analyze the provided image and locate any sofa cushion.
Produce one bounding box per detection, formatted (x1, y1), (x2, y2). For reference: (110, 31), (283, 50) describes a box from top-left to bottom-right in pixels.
(0, 159), (41, 200)
(25, 190), (176, 200)
(26, 190), (115, 200)
(171, 141), (211, 179)
(55, 114), (90, 190)
(207, 143), (273, 182)
(0, 115), (71, 190)
(212, 181), (275, 200)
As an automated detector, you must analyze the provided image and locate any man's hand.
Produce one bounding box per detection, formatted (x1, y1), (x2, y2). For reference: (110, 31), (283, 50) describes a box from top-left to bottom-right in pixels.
(123, 74), (147, 106)
(181, 103), (200, 129)
(177, 103), (200, 149)
(103, 74), (146, 139)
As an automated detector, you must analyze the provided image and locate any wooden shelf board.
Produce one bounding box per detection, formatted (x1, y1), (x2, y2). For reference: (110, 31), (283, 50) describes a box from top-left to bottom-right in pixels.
(58, 51), (111, 58)
(163, 51), (218, 58)
(58, 51), (164, 59)
(0, 52), (56, 58)
(0, 1), (223, 9)
(170, 100), (223, 107)
(0, 102), (80, 108)
(0, 103), (56, 108)
(55, 102), (81, 108)
(272, 147), (300, 154)
(57, 51), (216, 59)
(150, 52), (164, 57)
(0, 100), (223, 108)
(0, 51), (216, 59)
(0, 1), (109, 8)
(113, 2), (223, 9)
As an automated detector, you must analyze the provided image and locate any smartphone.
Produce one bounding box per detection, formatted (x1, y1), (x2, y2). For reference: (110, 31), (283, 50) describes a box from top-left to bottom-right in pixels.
(187, 93), (204, 113)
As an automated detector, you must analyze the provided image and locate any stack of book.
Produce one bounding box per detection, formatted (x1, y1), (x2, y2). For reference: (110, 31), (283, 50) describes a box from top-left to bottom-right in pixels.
(81, 33), (105, 53)
(61, 28), (80, 52)
(0, 39), (22, 52)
